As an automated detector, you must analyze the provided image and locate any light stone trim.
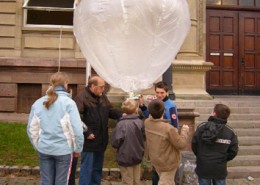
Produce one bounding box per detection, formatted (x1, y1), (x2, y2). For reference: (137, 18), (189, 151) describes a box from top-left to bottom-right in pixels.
(23, 36), (74, 49)
(173, 63), (212, 72)
(172, 60), (213, 100)
(0, 14), (16, 25)
(198, 0), (206, 57)
(0, 2), (16, 13)
(0, 38), (15, 48)
(0, 25), (15, 37)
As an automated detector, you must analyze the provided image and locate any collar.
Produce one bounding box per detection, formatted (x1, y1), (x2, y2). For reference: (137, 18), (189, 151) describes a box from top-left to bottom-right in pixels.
(162, 96), (169, 102)
(208, 116), (227, 124)
(54, 86), (67, 92)
(148, 116), (170, 123)
(53, 86), (71, 98)
(86, 86), (100, 99)
(120, 114), (139, 121)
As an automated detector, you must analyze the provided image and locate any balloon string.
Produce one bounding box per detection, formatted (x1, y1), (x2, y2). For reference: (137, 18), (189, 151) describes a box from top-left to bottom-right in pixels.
(120, 0), (128, 23)
(58, 27), (62, 72)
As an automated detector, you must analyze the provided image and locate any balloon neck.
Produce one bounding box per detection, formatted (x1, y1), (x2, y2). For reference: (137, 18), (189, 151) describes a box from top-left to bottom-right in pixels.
(128, 92), (135, 98)
(127, 92), (140, 100)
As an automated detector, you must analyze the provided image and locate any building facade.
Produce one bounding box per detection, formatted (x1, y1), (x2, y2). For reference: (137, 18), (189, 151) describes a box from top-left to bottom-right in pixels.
(1, 0), (259, 114)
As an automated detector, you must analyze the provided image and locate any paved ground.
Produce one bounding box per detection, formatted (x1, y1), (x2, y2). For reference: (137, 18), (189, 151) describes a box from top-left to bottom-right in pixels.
(0, 175), (151, 185)
(1, 175), (260, 185)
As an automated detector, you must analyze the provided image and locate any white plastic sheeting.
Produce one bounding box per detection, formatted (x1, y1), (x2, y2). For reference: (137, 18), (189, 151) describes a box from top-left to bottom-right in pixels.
(74, 0), (190, 93)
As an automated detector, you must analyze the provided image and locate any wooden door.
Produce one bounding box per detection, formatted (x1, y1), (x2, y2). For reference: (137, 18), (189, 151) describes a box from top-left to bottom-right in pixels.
(206, 10), (239, 94)
(239, 12), (260, 94)
(206, 10), (260, 94)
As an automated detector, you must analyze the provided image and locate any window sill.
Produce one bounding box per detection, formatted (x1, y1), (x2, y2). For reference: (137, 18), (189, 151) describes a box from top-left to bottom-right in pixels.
(22, 25), (73, 33)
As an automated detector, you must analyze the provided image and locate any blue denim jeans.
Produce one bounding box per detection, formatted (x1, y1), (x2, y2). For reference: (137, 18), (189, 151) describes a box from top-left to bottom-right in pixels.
(199, 177), (226, 185)
(39, 152), (72, 185)
(79, 151), (104, 185)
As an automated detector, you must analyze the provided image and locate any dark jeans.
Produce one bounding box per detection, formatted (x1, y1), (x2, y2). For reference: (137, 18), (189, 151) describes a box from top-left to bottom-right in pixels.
(152, 169), (159, 185)
(199, 177), (226, 185)
(68, 157), (78, 185)
(79, 151), (104, 185)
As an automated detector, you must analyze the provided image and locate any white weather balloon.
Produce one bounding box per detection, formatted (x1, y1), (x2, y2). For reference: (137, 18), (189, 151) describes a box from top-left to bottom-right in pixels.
(74, 0), (190, 93)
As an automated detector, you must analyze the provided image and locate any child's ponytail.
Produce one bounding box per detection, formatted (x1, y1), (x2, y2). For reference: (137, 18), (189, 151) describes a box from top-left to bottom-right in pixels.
(43, 72), (69, 109)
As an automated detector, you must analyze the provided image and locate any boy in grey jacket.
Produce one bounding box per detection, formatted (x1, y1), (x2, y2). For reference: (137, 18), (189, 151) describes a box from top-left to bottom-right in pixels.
(111, 99), (145, 185)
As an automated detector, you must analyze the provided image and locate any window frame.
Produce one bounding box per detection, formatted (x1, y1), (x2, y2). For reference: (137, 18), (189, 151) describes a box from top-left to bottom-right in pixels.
(206, 0), (260, 7)
(22, 0), (77, 29)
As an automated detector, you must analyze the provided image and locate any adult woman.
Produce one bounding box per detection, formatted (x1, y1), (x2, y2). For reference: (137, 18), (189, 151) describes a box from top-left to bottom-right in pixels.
(27, 72), (84, 185)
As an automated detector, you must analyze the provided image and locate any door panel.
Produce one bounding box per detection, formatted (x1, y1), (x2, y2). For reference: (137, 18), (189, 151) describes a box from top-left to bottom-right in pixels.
(206, 10), (260, 94)
(206, 10), (239, 94)
(239, 12), (260, 94)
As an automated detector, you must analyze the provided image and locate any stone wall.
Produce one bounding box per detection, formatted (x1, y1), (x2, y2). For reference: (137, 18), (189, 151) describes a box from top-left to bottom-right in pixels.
(0, 0), (212, 114)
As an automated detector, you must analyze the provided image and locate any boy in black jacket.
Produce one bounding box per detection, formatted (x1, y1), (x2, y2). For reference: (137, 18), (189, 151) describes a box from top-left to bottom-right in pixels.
(192, 104), (239, 185)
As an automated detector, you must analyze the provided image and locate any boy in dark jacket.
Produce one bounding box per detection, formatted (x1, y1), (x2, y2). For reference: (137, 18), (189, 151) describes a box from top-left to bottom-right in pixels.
(192, 104), (239, 185)
(111, 99), (145, 185)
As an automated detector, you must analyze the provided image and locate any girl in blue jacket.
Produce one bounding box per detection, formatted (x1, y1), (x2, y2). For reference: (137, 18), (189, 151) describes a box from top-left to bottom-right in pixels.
(27, 72), (84, 185)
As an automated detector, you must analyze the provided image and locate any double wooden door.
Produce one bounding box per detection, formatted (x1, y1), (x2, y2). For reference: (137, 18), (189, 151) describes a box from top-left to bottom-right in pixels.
(206, 10), (260, 95)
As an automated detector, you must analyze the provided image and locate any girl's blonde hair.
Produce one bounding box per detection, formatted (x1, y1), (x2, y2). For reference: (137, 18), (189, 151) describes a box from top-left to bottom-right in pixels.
(43, 72), (69, 109)
(121, 99), (137, 114)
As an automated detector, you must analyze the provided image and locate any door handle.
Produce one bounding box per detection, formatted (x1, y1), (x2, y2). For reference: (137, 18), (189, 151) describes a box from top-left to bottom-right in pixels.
(241, 58), (245, 65)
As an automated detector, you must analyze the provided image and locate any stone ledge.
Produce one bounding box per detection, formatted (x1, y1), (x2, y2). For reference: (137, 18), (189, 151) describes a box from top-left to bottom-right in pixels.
(0, 165), (152, 180)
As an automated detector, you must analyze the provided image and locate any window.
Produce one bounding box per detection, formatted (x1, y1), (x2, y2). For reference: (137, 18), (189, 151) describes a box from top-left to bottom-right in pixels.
(239, 0), (254, 6)
(17, 84), (41, 113)
(222, 0), (237, 5)
(207, 0), (260, 6)
(23, 0), (77, 28)
(207, 0), (221, 5)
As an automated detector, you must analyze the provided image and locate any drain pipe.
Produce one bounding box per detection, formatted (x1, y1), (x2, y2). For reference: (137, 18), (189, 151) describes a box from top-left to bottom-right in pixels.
(163, 64), (175, 100)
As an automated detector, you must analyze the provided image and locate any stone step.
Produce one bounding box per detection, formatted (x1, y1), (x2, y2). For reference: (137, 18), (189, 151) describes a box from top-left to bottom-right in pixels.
(227, 166), (260, 179)
(176, 101), (260, 108)
(234, 128), (260, 136)
(227, 121), (260, 129)
(195, 120), (260, 129)
(238, 136), (260, 146)
(238, 145), (260, 155)
(177, 96), (260, 180)
(228, 155), (260, 167)
(193, 107), (260, 114)
(196, 114), (260, 121)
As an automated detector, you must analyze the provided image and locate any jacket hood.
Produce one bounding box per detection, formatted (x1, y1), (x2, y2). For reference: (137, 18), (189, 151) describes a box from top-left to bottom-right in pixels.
(45, 86), (72, 98)
(200, 116), (226, 145)
(208, 116), (227, 124)
(119, 114), (140, 121)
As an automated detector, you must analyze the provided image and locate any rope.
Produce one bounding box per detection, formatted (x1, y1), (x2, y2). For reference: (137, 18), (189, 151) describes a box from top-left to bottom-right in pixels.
(58, 26), (62, 72)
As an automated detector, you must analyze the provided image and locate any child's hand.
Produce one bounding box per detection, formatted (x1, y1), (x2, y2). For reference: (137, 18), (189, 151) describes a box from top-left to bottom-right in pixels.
(139, 95), (144, 107)
(182, 124), (189, 130)
(73, 153), (80, 158)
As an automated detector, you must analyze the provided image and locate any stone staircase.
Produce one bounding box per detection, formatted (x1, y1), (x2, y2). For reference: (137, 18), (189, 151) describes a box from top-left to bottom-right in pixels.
(175, 95), (260, 179)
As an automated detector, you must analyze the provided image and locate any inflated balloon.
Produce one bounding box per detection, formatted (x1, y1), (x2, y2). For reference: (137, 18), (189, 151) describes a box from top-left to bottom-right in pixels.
(74, 0), (190, 93)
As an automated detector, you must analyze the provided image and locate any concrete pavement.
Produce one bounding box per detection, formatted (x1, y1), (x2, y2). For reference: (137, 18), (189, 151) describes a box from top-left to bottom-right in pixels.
(1, 175), (260, 185)
(0, 175), (152, 185)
